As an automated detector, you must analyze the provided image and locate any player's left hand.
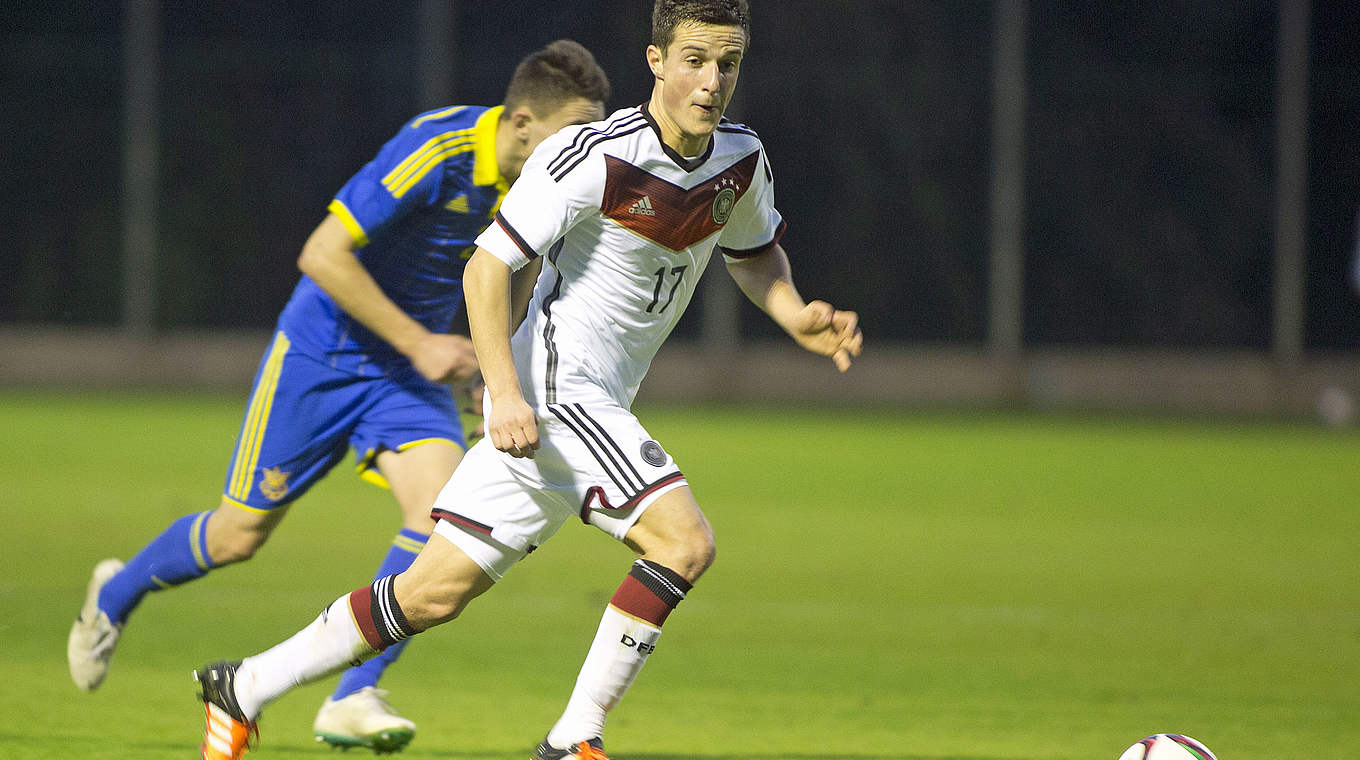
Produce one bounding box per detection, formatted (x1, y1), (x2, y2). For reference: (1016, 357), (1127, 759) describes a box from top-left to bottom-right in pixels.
(789, 300), (862, 372)
(409, 333), (480, 384)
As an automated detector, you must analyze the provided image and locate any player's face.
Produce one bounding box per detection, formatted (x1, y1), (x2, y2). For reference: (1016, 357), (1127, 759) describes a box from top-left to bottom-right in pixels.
(525, 97), (606, 153)
(647, 22), (745, 155)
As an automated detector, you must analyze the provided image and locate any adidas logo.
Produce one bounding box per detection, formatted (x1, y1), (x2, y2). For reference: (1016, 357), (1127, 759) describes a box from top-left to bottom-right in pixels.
(628, 195), (655, 216)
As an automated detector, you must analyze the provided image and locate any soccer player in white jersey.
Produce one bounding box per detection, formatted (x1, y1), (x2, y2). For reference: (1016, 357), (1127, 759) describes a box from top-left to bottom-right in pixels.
(191, 2), (862, 759)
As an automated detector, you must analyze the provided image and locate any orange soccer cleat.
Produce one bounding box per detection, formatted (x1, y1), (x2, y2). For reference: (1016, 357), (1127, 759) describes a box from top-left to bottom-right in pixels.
(532, 737), (610, 760)
(194, 661), (259, 760)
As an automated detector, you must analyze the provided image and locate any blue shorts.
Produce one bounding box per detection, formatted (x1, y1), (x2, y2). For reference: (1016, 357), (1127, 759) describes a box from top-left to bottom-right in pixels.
(221, 331), (465, 512)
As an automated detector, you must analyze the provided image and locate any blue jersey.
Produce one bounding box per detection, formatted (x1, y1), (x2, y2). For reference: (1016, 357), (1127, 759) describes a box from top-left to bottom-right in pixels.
(277, 105), (509, 376)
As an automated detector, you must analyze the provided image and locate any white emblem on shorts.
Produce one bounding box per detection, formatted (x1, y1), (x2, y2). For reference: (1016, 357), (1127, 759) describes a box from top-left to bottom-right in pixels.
(640, 440), (666, 467)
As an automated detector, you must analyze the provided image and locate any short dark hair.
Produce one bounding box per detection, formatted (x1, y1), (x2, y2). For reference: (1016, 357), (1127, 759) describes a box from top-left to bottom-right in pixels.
(651, 0), (751, 53)
(502, 40), (610, 116)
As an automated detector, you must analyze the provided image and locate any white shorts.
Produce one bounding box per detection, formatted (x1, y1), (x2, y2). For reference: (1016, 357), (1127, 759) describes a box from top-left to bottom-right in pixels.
(431, 401), (687, 579)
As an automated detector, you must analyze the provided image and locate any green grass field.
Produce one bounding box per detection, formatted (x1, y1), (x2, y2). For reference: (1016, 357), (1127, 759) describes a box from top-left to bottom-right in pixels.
(2, 390), (1357, 759)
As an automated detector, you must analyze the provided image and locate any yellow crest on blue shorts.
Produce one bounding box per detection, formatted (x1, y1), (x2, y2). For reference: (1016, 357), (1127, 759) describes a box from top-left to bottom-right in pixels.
(260, 466), (291, 502)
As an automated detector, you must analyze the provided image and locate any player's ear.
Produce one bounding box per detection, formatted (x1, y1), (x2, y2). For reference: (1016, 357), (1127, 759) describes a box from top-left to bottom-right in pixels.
(646, 45), (664, 79)
(509, 107), (534, 137)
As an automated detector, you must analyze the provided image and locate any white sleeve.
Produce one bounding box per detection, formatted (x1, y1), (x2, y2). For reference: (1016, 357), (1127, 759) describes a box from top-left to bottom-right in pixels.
(474, 132), (601, 271)
(719, 148), (785, 261)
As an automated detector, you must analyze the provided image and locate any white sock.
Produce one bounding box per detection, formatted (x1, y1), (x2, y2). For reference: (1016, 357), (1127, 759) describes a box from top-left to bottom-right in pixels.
(232, 595), (377, 720)
(545, 605), (663, 747)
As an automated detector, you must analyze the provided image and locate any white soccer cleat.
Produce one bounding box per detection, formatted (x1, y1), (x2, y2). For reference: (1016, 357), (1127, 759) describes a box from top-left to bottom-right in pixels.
(67, 558), (125, 691)
(313, 686), (416, 753)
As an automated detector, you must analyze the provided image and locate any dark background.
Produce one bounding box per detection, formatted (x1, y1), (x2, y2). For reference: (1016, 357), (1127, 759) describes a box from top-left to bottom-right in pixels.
(3, 0), (1358, 349)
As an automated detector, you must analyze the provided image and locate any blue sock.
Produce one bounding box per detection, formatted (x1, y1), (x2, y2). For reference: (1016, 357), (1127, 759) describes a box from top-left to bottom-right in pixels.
(331, 528), (429, 700)
(98, 511), (216, 625)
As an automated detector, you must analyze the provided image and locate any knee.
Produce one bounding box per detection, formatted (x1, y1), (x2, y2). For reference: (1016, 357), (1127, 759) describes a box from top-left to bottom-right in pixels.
(655, 532), (717, 585)
(395, 572), (482, 630)
(207, 528), (269, 565)
(683, 533), (717, 581)
(205, 507), (275, 565)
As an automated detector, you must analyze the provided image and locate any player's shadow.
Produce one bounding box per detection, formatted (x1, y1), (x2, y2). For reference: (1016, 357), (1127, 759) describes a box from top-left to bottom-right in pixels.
(300, 745), (1014, 760)
(127, 745), (1017, 760)
(125, 741), (1020, 760)
(626, 755), (1013, 760)
(417, 755), (1007, 760)
(419, 752), (1013, 760)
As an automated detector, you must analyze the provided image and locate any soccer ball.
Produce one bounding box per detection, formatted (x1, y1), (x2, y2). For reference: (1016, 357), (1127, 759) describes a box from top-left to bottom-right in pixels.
(1117, 734), (1217, 760)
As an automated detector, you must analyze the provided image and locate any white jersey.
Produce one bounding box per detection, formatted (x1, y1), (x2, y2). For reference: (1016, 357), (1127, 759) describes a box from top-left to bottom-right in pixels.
(475, 105), (785, 410)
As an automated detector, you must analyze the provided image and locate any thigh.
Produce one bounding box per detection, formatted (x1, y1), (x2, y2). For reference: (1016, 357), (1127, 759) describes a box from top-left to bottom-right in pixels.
(221, 333), (358, 512)
(350, 371), (467, 491)
(376, 442), (464, 531)
(541, 402), (689, 541)
(429, 437), (576, 555)
(622, 485), (712, 554)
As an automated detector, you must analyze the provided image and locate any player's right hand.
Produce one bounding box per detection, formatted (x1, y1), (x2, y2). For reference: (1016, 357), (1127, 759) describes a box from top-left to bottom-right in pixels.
(487, 393), (540, 459)
(408, 333), (480, 384)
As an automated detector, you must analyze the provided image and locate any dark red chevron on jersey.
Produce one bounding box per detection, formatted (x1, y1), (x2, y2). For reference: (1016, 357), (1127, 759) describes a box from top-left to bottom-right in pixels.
(600, 151), (760, 251)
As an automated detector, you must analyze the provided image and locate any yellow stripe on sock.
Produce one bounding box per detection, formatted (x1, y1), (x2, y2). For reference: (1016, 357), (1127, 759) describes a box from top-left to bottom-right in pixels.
(189, 511), (213, 571)
(392, 535), (427, 554)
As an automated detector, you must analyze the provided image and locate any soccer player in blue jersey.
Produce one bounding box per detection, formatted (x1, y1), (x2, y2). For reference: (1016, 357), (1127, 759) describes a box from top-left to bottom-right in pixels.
(68, 39), (609, 753)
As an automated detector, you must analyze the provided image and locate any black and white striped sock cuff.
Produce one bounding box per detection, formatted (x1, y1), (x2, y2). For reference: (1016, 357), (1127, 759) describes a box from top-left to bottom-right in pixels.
(371, 575), (417, 645)
(629, 559), (692, 609)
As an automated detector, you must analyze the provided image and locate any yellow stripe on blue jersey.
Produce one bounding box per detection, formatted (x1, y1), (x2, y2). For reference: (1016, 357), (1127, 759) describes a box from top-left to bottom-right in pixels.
(382, 130), (477, 199)
(391, 138), (477, 198)
(382, 129), (465, 190)
(410, 105), (468, 130)
(380, 128), (472, 192)
(229, 331), (291, 501)
(328, 199), (369, 247)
